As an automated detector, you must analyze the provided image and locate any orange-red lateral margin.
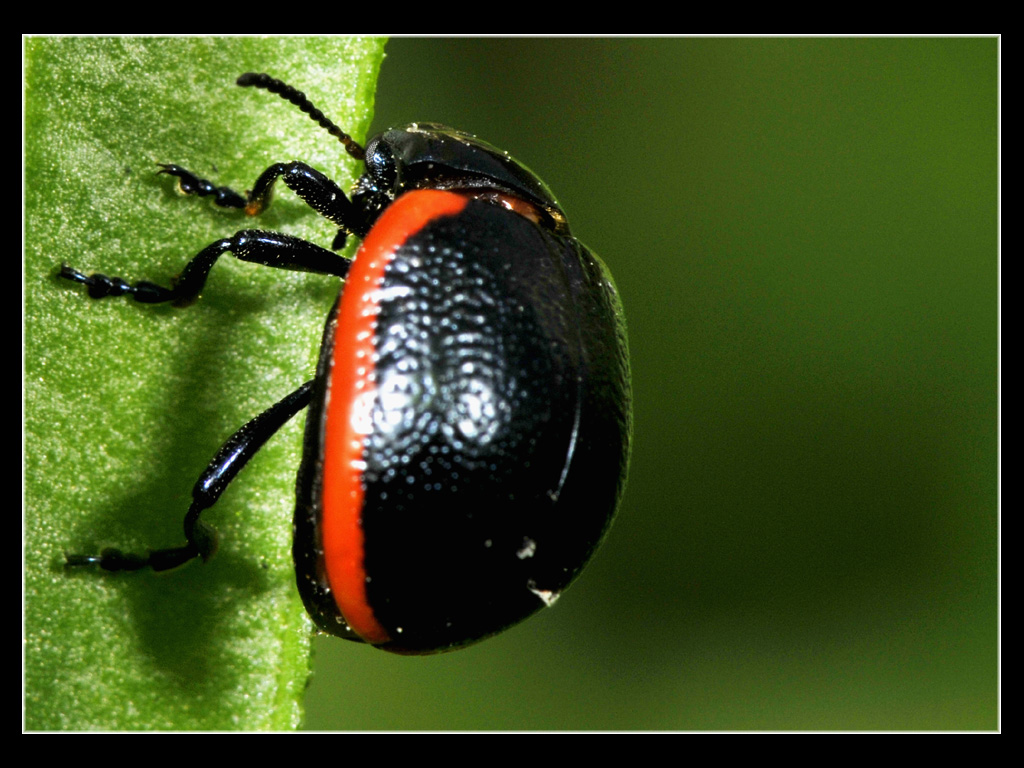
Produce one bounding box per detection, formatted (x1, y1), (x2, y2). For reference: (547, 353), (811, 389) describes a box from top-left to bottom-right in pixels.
(319, 190), (470, 645)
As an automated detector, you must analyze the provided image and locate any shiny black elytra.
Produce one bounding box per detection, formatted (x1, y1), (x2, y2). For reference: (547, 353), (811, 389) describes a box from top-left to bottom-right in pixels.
(61, 73), (632, 654)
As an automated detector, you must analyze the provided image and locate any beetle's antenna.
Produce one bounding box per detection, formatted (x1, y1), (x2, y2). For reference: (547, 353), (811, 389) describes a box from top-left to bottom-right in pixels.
(237, 72), (366, 162)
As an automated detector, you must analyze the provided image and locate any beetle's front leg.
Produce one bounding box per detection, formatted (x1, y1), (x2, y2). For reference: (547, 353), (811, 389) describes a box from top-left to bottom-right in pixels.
(157, 164), (247, 209)
(160, 162), (369, 250)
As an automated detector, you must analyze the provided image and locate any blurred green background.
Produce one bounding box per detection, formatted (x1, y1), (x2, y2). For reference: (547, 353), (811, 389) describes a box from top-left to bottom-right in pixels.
(304, 38), (998, 730)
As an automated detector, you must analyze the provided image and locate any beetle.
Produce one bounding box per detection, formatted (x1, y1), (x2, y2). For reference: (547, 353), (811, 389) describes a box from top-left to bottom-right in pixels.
(60, 73), (632, 654)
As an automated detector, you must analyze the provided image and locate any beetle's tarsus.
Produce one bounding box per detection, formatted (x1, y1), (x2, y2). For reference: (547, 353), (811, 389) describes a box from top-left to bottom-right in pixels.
(157, 164), (247, 209)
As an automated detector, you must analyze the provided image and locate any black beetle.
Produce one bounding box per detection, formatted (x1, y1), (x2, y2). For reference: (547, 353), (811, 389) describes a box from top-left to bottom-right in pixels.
(62, 73), (632, 654)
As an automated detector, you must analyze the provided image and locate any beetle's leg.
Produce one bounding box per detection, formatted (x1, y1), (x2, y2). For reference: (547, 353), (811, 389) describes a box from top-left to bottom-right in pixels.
(159, 161), (369, 248)
(247, 163), (368, 235)
(157, 164), (247, 209)
(66, 381), (315, 572)
(59, 229), (350, 307)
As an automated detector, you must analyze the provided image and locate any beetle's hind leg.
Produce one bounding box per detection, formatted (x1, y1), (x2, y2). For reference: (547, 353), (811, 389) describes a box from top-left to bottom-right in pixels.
(65, 381), (314, 573)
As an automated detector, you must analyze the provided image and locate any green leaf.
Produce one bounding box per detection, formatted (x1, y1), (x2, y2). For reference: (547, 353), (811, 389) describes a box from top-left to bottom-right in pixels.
(25, 37), (386, 731)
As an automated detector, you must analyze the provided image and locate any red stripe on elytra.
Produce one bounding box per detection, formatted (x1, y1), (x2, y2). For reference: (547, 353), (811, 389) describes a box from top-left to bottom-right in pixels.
(320, 190), (469, 645)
